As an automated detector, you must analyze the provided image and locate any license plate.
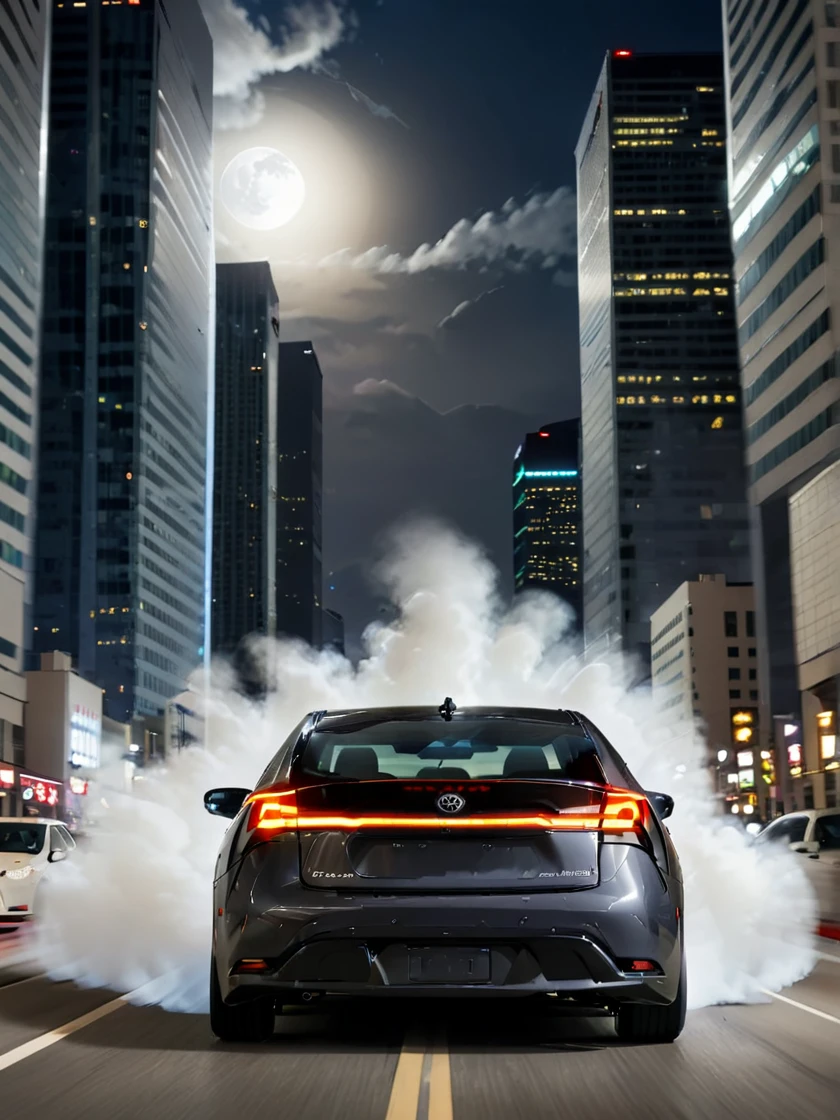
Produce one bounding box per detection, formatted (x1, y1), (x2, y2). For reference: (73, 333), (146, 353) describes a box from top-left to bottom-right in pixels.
(408, 947), (490, 984)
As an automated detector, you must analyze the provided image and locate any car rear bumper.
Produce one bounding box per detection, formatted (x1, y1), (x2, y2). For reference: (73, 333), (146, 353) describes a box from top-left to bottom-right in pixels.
(213, 845), (682, 1007)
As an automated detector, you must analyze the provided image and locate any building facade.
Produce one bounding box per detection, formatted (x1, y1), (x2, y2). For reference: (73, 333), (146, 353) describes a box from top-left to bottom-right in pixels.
(575, 52), (752, 671)
(722, 0), (840, 770)
(24, 651), (102, 829)
(512, 419), (582, 627)
(276, 342), (323, 647)
(33, 0), (213, 721)
(650, 574), (770, 817)
(788, 459), (840, 810)
(211, 262), (279, 655)
(0, 0), (50, 771)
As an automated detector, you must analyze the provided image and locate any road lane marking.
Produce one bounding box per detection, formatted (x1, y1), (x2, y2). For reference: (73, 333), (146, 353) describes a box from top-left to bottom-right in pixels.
(428, 1031), (453, 1120)
(816, 950), (840, 965)
(759, 988), (840, 1026)
(385, 1030), (427, 1120)
(0, 996), (126, 1073)
(0, 974), (46, 991)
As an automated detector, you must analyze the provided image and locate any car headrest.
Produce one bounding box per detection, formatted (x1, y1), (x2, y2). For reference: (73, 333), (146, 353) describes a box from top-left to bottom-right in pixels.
(416, 767), (471, 779)
(334, 747), (380, 779)
(503, 747), (550, 777)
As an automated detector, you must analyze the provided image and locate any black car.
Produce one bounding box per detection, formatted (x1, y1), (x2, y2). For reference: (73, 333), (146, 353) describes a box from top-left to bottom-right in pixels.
(204, 702), (685, 1043)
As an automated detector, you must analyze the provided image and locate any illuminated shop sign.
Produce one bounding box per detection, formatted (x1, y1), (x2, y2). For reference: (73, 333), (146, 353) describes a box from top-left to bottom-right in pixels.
(69, 777), (89, 795)
(781, 720), (803, 777)
(0, 768), (14, 787)
(70, 704), (101, 769)
(20, 774), (61, 807)
(738, 769), (755, 791)
(818, 711), (837, 766)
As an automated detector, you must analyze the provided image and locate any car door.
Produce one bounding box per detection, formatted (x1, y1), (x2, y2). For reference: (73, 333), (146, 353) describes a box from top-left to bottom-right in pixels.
(810, 814), (840, 926)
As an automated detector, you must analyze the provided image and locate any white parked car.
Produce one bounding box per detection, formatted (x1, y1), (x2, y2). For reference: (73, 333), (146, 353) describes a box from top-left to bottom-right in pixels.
(754, 808), (840, 860)
(754, 808), (840, 925)
(0, 818), (76, 921)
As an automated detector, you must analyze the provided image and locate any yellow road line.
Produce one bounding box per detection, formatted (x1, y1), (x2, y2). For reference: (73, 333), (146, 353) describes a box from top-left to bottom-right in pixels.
(428, 1031), (453, 1120)
(385, 1030), (428, 1120)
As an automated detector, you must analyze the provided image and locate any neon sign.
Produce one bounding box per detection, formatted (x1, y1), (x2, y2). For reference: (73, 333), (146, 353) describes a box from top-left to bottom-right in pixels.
(70, 704), (101, 768)
(20, 775), (61, 807)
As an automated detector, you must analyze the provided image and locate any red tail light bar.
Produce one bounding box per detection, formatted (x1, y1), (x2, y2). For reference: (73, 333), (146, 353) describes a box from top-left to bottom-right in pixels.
(244, 787), (646, 834)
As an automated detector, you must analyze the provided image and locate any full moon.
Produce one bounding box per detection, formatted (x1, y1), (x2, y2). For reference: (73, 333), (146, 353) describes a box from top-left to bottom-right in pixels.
(219, 147), (306, 231)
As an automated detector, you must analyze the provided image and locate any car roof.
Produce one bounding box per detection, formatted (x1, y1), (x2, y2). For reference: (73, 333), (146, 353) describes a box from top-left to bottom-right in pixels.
(0, 817), (68, 826)
(312, 706), (582, 733)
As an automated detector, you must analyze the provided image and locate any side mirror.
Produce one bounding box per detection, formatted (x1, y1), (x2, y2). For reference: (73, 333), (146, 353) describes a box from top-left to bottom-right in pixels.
(790, 840), (820, 858)
(204, 787), (251, 820)
(48, 848), (67, 863)
(647, 791), (674, 820)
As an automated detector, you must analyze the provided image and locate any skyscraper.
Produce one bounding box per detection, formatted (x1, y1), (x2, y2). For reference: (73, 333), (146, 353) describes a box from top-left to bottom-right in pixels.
(575, 51), (752, 669)
(512, 419), (582, 626)
(211, 262), (279, 657)
(722, 1), (840, 796)
(0, 0), (49, 762)
(33, 0), (213, 722)
(276, 342), (323, 647)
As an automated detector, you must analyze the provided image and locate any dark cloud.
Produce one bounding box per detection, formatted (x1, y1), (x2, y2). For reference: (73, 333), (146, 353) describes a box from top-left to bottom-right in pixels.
(322, 379), (560, 653)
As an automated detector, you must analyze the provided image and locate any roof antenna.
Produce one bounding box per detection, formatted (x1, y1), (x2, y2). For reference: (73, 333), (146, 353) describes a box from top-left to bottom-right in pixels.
(439, 697), (456, 721)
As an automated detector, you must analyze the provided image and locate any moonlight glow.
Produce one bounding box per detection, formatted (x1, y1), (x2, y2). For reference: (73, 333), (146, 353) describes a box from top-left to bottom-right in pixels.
(220, 147), (306, 231)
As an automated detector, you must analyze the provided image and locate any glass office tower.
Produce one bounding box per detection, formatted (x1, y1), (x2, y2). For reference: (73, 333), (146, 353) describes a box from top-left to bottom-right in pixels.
(211, 262), (279, 655)
(0, 0), (50, 760)
(276, 342), (323, 648)
(575, 51), (752, 671)
(513, 419), (583, 627)
(723, 0), (840, 805)
(34, 0), (213, 721)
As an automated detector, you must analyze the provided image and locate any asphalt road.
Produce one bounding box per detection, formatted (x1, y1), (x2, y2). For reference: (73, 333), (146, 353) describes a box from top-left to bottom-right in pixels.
(0, 940), (839, 1120)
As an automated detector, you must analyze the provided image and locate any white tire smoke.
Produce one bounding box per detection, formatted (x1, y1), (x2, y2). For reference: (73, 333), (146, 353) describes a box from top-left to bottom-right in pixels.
(30, 521), (816, 1011)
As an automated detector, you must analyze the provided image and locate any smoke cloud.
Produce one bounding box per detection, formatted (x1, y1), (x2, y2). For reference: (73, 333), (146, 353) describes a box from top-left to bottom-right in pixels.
(28, 522), (816, 1013)
(201, 0), (350, 130)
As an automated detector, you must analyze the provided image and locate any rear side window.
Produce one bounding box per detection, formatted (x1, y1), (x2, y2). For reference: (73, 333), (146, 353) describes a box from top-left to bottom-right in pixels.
(296, 719), (607, 784)
(760, 815), (808, 845)
(815, 814), (840, 849)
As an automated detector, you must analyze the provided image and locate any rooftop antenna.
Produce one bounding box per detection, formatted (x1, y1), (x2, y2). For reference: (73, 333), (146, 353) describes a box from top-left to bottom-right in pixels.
(439, 697), (457, 721)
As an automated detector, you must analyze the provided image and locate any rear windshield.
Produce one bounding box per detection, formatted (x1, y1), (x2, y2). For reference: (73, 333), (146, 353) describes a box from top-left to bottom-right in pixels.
(296, 720), (606, 784)
(0, 824), (46, 854)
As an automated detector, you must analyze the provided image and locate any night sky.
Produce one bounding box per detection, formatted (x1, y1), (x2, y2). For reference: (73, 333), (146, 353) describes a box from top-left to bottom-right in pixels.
(207, 0), (726, 651)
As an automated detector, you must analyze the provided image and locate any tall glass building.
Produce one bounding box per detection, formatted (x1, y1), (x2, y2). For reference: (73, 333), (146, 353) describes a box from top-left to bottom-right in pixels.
(33, 0), (213, 722)
(0, 0), (49, 763)
(723, 1), (840, 805)
(276, 342), (323, 647)
(575, 51), (752, 670)
(512, 419), (582, 627)
(211, 262), (279, 656)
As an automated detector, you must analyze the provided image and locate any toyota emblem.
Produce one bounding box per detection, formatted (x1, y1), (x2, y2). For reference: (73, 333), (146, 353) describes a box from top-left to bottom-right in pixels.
(436, 793), (466, 814)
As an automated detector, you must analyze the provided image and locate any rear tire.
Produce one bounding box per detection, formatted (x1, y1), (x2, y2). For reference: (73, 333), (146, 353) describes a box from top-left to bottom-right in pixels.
(615, 955), (687, 1044)
(210, 959), (276, 1043)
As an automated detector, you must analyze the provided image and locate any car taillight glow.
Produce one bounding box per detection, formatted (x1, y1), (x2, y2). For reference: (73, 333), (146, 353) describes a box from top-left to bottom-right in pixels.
(244, 787), (645, 834)
(233, 959), (270, 974)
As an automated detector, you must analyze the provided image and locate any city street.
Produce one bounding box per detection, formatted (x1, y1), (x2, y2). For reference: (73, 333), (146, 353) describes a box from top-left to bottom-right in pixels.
(0, 942), (839, 1120)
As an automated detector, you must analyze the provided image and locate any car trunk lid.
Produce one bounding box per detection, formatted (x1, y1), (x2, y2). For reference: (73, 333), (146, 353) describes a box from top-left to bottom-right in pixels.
(294, 779), (616, 891)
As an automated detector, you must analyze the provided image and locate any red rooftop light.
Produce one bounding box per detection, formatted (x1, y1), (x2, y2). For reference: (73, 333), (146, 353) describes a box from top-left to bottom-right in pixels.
(613, 49), (632, 58)
(539, 431), (550, 437)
